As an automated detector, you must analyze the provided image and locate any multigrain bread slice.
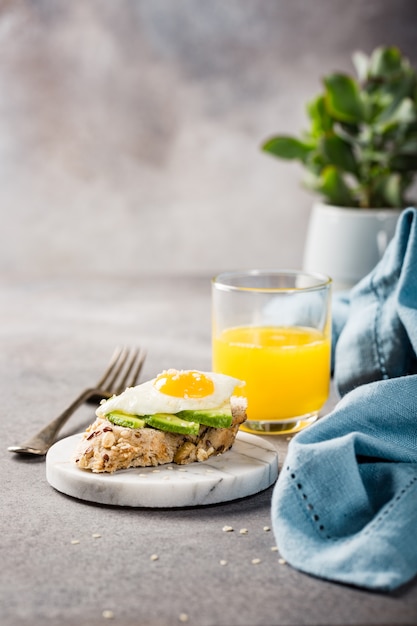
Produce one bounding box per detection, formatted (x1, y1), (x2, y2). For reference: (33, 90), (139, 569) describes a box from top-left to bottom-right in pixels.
(73, 396), (247, 473)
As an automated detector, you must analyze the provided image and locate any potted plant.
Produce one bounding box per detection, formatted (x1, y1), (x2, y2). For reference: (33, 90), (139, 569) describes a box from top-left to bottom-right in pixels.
(262, 45), (417, 289)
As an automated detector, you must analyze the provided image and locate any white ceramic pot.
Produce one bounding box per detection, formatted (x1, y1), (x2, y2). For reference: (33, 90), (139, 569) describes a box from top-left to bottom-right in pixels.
(302, 202), (402, 291)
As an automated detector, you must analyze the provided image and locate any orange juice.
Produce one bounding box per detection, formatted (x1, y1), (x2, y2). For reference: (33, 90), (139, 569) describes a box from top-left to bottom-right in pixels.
(212, 325), (331, 424)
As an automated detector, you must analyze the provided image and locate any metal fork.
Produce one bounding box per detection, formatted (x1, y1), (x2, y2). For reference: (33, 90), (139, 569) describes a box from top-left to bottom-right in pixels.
(8, 346), (146, 456)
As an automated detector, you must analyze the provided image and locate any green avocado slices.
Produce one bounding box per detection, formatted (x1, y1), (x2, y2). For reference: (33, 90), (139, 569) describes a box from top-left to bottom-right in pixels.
(104, 407), (232, 435)
(176, 407), (232, 428)
(143, 413), (200, 435)
(106, 411), (146, 429)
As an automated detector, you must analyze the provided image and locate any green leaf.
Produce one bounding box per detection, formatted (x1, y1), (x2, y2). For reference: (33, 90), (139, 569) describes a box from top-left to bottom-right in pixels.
(376, 98), (417, 131)
(372, 173), (403, 207)
(307, 94), (333, 135)
(261, 136), (314, 162)
(324, 74), (365, 124)
(316, 165), (357, 206)
(352, 51), (369, 83)
(368, 46), (404, 78)
(371, 74), (416, 126)
(304, 150), (327, 175)
(360, 146), (387, 167)
(320, 134), (358, 174)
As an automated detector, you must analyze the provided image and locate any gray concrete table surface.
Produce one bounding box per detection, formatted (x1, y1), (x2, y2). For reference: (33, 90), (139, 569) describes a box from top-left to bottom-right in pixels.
(1, 274), (417, 626)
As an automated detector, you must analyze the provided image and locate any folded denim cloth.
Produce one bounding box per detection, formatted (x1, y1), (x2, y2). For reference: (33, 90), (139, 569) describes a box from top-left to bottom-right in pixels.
(333, 206), (417, 396)
(271, 207), (417, 590)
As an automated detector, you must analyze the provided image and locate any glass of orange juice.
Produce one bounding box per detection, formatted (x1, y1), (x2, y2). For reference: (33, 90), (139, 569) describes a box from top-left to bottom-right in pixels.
(212, 270), (332, 435)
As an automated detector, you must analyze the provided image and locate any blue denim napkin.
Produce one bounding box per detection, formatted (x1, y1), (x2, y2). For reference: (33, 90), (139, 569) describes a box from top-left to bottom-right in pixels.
(271, 207), (417, 590)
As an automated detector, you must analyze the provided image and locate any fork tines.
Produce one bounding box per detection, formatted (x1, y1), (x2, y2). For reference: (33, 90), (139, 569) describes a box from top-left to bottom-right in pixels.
(99, 346), (146, 395)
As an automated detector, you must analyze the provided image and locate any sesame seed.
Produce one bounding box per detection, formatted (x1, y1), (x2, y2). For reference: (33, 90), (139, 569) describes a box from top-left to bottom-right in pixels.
(219, 559), (228, 566)
(278, 558), (287, 565)
(150, 554), (159, 561)
(179, 613), (189, 622)
(92, 533), (101, 539)
(251, 558), (261, 565)
(70, 539), (80, 545)
(222, 525), (233, 532)
(102, 610), (114, 619)
(263, 526), (271, 532)
(239, 528), (248, 534)
(271, 546), (279, 552)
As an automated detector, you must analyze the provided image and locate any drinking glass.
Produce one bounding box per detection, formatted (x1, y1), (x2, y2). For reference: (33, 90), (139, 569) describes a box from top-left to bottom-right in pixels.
(212, 270), (332, 435)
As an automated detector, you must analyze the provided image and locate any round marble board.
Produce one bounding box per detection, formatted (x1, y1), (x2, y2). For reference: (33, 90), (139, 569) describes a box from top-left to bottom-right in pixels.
(46, 431), (279, 508)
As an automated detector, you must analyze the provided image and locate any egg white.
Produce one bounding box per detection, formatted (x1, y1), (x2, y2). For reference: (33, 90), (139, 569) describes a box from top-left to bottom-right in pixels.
(96, 370), (244, 417)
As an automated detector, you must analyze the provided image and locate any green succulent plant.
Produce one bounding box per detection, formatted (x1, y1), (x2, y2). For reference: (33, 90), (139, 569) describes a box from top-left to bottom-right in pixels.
(262, 46), (417, 208)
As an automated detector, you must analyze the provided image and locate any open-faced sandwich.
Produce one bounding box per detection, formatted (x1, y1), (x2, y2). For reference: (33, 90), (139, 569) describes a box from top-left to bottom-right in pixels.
(73, 369), (247, 473)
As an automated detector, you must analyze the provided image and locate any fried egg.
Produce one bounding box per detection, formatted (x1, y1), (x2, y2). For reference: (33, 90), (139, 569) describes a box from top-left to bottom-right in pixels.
(96, 369), (245, 417)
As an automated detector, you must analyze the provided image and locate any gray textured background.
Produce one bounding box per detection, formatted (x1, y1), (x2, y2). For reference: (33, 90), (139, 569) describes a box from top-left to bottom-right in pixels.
(1, 0), (417, 277)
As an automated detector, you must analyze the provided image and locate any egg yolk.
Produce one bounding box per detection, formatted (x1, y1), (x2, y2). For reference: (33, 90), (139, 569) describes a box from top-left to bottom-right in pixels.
(153, 370), (215, 398)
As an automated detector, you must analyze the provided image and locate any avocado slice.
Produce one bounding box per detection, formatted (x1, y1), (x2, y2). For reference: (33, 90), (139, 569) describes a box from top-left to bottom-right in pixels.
(104, 408), (229, 435)
(106, 411), (146, 429)
(144, 413), (200, 435)
(176, 407), (233, 428)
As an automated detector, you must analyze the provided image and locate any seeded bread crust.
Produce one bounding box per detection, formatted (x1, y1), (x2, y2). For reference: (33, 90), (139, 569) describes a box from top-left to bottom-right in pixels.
(73, 396), (247, 473)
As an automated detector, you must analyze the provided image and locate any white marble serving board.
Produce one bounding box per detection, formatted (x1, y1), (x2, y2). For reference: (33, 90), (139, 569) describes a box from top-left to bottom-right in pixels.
(46, 432), (279, 508)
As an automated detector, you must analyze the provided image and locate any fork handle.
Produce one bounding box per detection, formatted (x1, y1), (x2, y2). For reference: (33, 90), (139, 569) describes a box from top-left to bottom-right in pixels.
(8, 388), (99, 456)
